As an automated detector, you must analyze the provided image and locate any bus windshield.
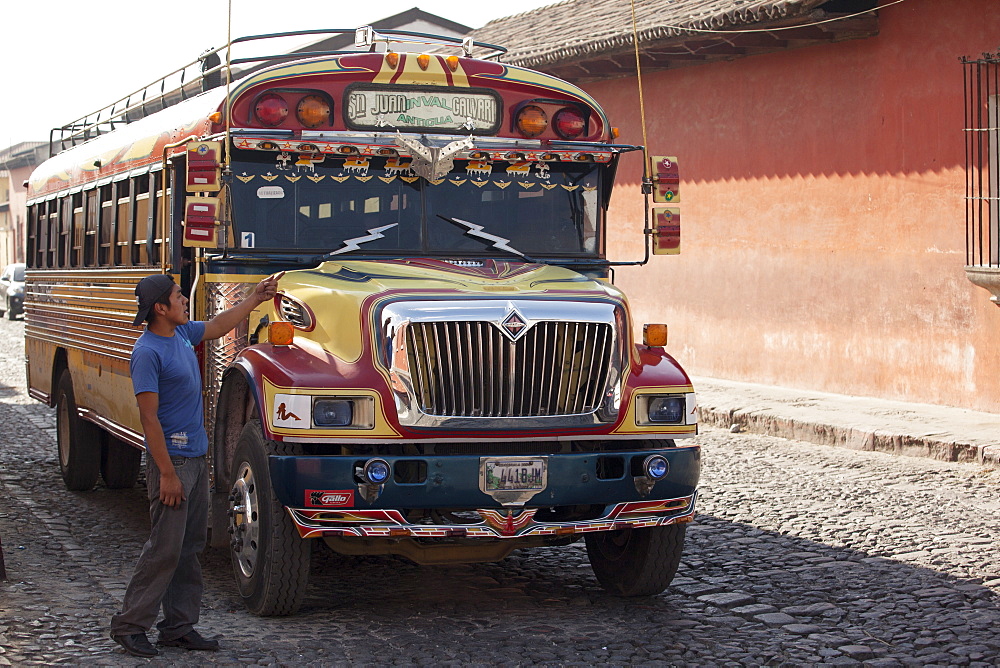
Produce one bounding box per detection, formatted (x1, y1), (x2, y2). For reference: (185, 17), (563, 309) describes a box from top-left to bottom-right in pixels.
(229, 152), (603, 258)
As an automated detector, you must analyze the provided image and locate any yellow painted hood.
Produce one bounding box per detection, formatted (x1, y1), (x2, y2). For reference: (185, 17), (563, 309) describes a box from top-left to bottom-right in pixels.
(270, 259), (625, 363)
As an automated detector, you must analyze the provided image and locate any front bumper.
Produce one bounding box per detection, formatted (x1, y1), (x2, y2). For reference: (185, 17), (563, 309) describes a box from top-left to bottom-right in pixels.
(269, 445), (700, 539)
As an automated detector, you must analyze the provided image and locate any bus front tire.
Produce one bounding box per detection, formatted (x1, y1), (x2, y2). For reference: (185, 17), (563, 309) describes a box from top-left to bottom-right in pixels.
(55, 370), (101, 491)
(585, 523), (687, 597)
(100, 436), (142, 489)
(228, 421), (310, 616)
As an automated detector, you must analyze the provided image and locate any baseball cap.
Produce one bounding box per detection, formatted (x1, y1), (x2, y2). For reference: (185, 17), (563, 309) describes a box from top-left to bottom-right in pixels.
(133, 274), (176, 326)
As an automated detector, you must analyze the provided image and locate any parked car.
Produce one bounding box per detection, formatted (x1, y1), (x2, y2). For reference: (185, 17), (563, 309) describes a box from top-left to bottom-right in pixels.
(0, 263), (25, 320)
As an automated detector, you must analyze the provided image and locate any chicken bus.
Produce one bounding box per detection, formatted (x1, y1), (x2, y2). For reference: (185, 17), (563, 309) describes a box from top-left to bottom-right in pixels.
(23, 27), (699, 615)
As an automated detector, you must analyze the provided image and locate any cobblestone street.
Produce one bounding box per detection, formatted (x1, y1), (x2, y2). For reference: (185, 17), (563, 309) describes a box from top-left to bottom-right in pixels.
(1, 314), (999, 666)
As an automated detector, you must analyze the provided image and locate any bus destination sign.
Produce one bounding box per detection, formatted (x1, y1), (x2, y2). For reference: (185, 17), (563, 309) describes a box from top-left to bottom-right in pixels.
(345, 86), (500, 133)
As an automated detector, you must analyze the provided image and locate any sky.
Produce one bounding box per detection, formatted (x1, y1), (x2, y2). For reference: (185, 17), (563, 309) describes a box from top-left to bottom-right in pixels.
(1, 0), (561, 150)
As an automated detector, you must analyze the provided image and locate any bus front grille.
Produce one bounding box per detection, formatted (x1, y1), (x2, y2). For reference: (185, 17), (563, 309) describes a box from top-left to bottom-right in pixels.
(404, 320), (612, 418)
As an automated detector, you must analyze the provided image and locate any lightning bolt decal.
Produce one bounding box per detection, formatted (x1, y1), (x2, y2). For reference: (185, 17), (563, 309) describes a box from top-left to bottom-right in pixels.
(444, 217), (526, 257)
(328, 223), (399, 255)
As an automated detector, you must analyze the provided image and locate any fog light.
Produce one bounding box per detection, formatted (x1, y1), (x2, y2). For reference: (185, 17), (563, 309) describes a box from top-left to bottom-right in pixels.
(313, 399), (353, 427)
(648, 396), (685, 423)
(643, 454), (669, 479)
(361, 458), (391, 485)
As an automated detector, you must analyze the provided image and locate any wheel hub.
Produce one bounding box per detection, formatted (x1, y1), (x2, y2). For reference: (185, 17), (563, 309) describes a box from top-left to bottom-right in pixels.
(57, 397), (71, 470)
(229, 462), (261, 578)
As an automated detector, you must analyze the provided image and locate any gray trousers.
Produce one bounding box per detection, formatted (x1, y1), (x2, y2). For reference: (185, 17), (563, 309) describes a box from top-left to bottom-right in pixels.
(110, 454), (208, 640)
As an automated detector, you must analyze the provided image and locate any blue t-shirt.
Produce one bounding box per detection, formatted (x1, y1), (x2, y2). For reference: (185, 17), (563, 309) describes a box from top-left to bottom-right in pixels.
(130, 321), (208, 457)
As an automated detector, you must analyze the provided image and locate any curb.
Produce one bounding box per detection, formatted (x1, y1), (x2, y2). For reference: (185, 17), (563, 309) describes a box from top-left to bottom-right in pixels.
(696, 402), (1000, 469)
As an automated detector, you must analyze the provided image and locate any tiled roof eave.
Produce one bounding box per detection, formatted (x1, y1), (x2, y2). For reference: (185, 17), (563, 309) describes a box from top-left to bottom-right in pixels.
(468, 1), (880, 76)
(501, 10), (879, 74)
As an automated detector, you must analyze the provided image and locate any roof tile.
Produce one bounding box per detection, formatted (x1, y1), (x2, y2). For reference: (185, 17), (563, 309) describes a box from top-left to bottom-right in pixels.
(470, 0), (831, 68)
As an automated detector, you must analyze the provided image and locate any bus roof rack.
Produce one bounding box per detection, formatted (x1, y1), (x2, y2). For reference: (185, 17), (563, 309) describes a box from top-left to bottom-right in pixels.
(47, 28), (508, 157)
(352, 26), (505, 58)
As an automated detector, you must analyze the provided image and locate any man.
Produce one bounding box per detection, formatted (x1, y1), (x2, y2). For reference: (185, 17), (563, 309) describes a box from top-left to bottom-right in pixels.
(110, 271), (282, 658)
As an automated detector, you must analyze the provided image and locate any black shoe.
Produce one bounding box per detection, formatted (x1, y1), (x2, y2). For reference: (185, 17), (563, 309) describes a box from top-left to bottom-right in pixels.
(111, 633), (158, 658)
(157, 629), (220, 651)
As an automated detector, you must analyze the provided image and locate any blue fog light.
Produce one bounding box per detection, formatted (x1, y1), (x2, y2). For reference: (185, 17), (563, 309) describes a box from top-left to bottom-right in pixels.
(648, 396), (685, 424)
(644, 455), (669, 480)
(362, 458), (391, 485)
(313, 399), (353, 427)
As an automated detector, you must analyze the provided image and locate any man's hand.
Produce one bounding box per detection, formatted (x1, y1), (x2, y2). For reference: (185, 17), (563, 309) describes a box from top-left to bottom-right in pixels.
(204, 271), (286, 341)
(136, 391), (186, 507)
(253, 272), (285, 304)
(159, 470), (186, 508)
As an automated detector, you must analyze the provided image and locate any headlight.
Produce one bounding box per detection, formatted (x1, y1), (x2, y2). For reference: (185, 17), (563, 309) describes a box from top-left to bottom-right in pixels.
(647, 396), (685, 424)
(313, 399), (353, 427)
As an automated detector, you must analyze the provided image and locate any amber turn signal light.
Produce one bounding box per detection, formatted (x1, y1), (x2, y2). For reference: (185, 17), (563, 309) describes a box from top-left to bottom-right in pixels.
(269, 321), (295, 346)
(515, 105), (547, 138)
(296, 95), (331, 129)
(643, 323), (668, 347)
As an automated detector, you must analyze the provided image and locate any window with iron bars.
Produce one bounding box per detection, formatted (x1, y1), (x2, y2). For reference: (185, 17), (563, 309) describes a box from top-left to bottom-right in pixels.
(963, 50), (1000, 304)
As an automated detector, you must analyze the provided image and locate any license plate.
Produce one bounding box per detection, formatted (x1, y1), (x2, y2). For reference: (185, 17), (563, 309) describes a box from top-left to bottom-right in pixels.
(482, 458), (547, 492)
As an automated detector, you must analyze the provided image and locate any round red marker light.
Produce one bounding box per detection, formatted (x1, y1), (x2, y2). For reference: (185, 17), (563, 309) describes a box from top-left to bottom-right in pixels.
(553, 107), (586, 139)
(255, 93), (288, 127)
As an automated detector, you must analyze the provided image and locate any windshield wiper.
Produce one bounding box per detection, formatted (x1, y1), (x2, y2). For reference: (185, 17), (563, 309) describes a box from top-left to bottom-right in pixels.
(437, 215), (536, 262)
(318, 223), (400, 260)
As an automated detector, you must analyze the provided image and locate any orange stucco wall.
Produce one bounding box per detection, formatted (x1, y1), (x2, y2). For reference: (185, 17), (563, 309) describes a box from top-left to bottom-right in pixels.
(589, 0), (1000, 412)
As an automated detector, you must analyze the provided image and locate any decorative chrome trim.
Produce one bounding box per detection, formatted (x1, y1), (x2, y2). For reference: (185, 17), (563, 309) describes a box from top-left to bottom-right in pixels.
(379, 299), (623, 428)
(278, 294), (313, 329)
(78, 408), (144, 449)
(28, 387), (51, 405)
(204, 281), (253, 447)
(288, 492), (697, 540)
(279, 433), (697, 444)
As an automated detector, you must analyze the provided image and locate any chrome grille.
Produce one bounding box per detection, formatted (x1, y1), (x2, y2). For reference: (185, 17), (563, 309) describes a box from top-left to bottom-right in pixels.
(404, 320), (612, 417)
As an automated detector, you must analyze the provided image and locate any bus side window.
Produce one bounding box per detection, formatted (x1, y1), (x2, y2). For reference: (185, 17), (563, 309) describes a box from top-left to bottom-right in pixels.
(27, 205), (38, 268)
(58, 196), (71, 268)
(36, 204), (47, 268)
(99, 184), (114, 266)
(72, 192), (85, 267)
(148, 172), (162, 265)
(116, 180), (131, 266)
(47, 200), (58, 268)
(133, 174), (150, 265)
(85, 189), (98, 266)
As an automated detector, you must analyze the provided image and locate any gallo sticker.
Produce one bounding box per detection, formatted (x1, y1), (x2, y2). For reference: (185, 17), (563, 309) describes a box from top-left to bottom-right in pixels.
(305, 490), (354, 507)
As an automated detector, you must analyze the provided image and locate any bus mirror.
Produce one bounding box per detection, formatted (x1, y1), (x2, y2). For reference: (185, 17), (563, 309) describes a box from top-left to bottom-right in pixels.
(355, 26), (375, 49)
(649, 155), (679, 204)
(651, 207), (680, 255)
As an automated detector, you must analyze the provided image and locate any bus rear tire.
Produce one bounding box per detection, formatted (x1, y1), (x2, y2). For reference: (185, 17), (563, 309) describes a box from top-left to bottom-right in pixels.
(55, 370), (100, 491)
(585, 523), (686, 597)
(228, 421), (310, 616)
(100, 436), (142, 489)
